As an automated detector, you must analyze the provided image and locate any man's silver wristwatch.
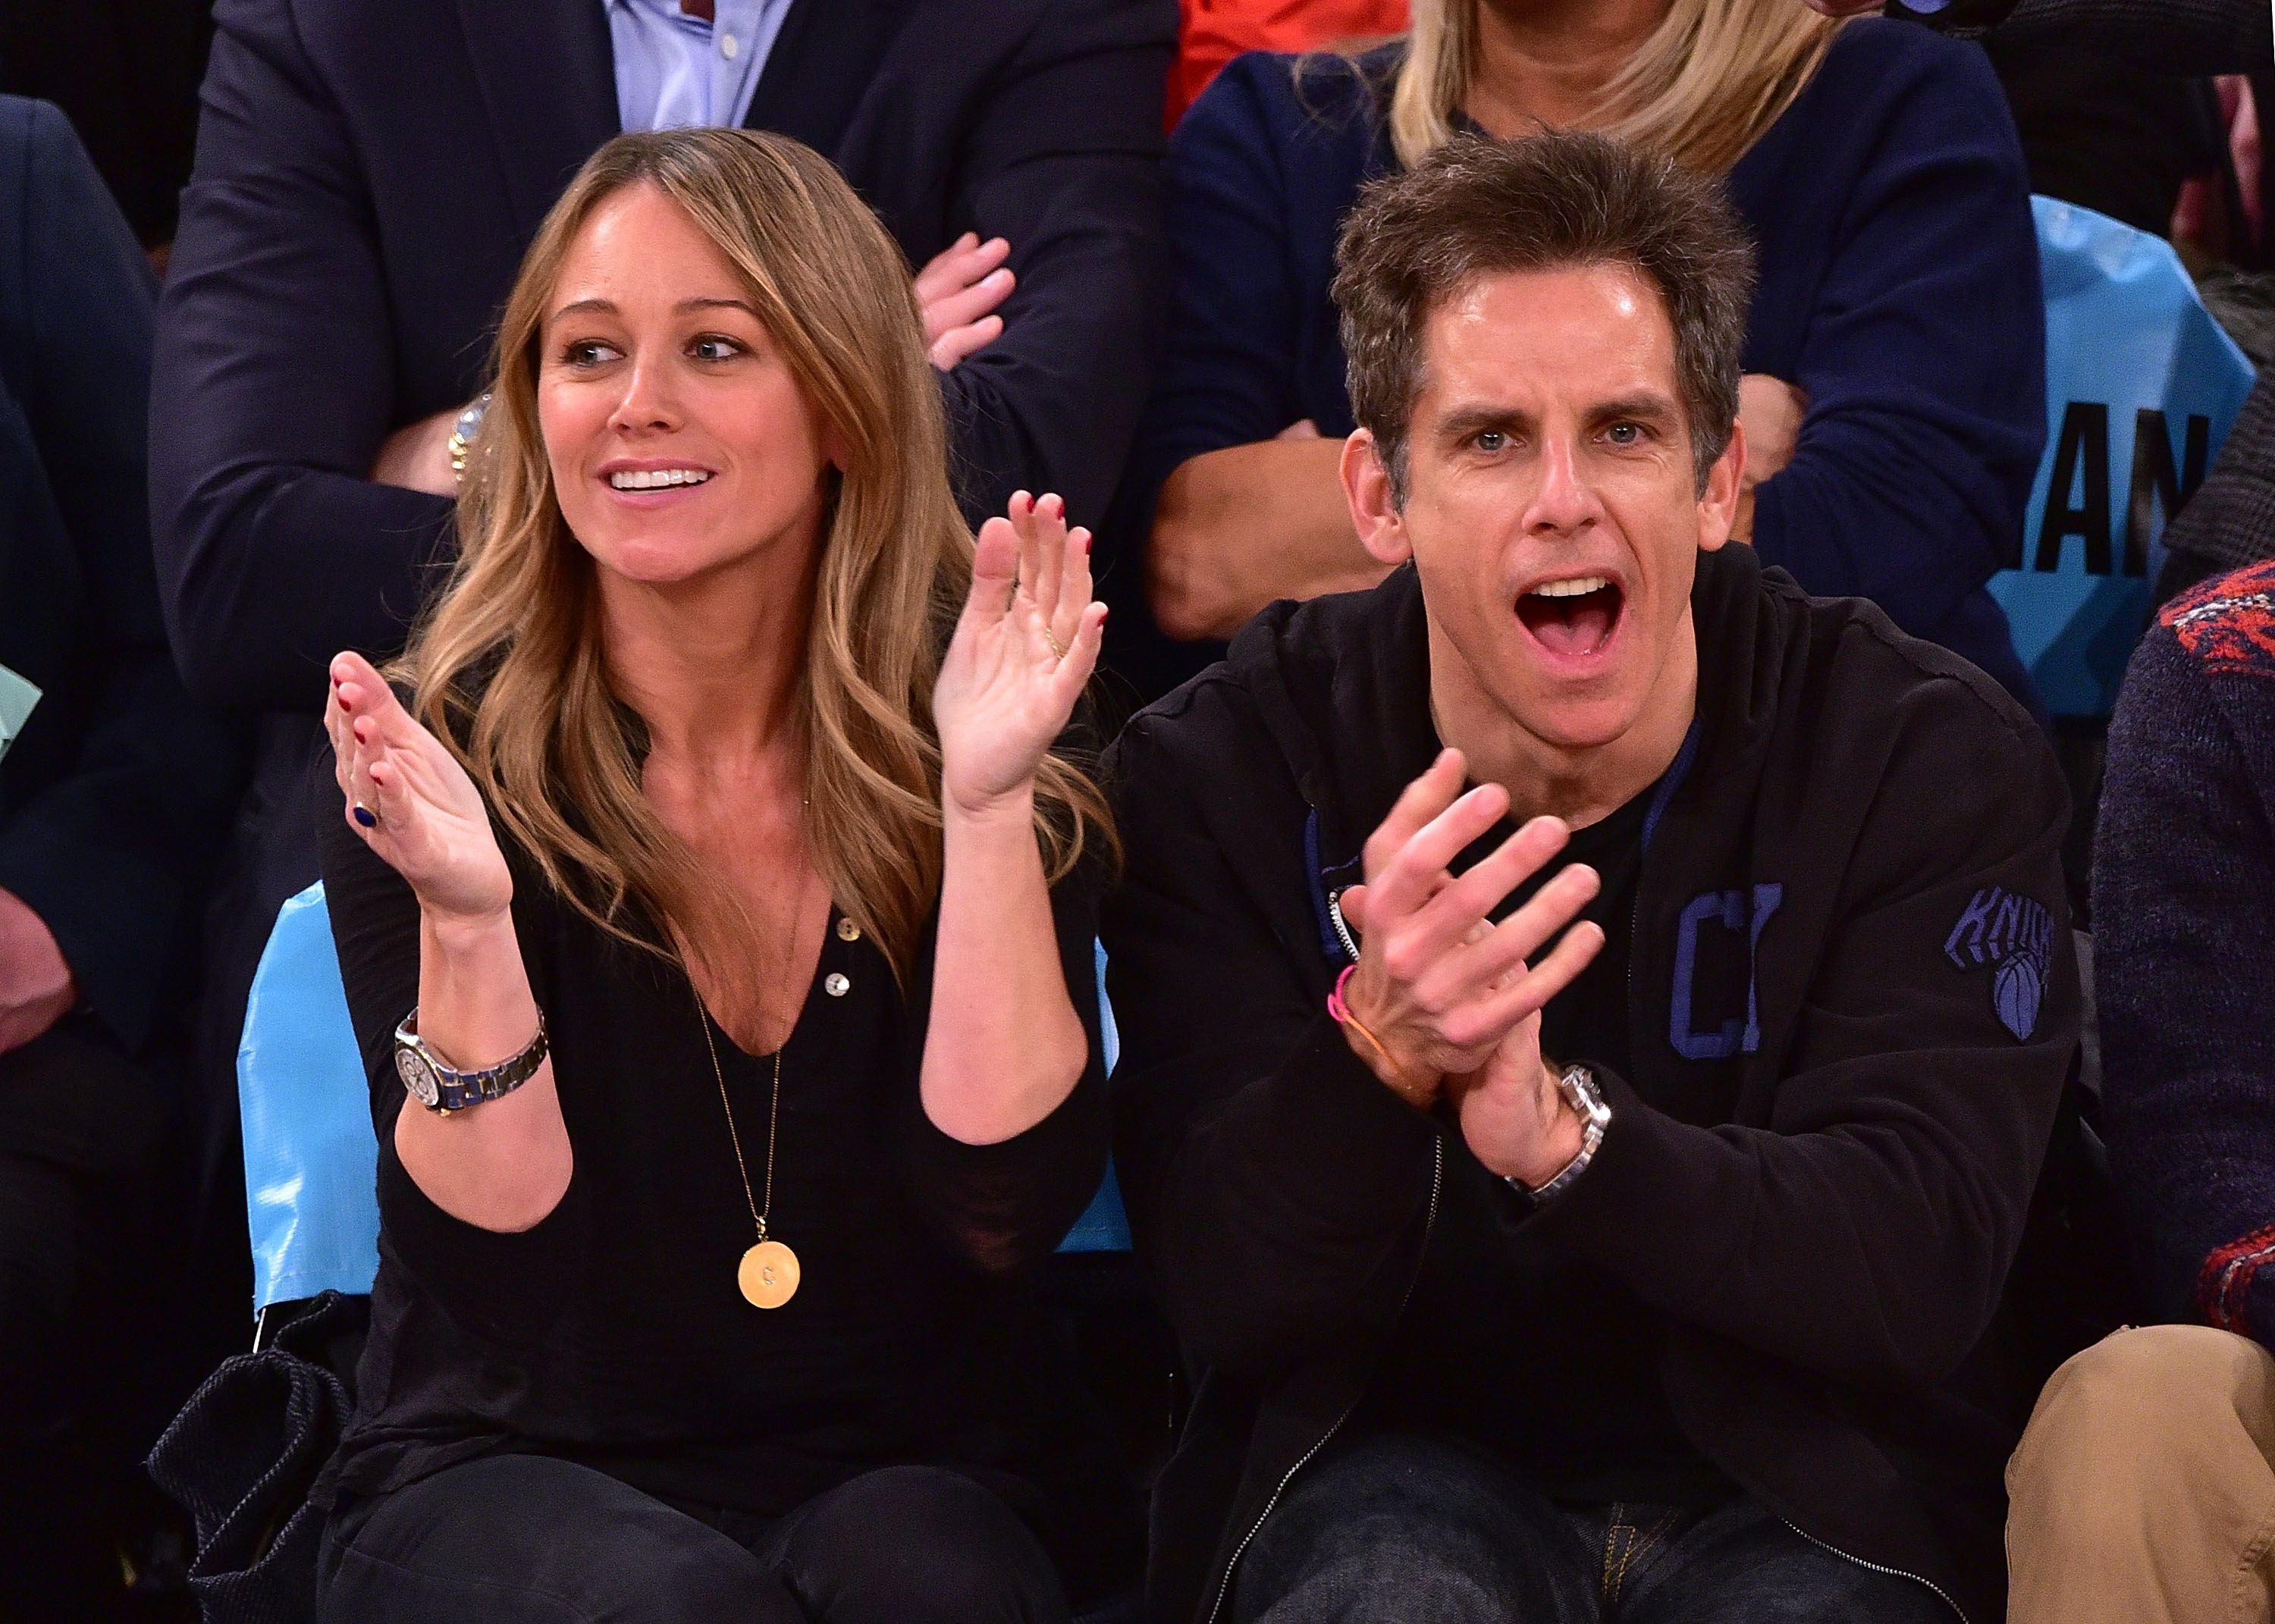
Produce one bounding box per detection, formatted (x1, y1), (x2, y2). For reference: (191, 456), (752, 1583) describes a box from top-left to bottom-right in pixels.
(1511, 1062), (1612, 1204)
(394, 1008), (548, 1114)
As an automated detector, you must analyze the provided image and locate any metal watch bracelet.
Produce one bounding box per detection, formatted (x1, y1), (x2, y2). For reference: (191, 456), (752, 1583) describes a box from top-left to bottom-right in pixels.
(394, 1007), (548, 1115)
(1508, 1062), (1611, 1205)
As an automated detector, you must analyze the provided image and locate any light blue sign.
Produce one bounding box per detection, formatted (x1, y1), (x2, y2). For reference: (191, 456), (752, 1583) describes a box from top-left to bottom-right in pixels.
(1991, 198), (2257, 718)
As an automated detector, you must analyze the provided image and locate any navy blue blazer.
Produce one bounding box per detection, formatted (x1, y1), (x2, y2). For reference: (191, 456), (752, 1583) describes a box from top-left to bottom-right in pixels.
(0, 98), (238, 1055)
(151, 0), (1175, 716)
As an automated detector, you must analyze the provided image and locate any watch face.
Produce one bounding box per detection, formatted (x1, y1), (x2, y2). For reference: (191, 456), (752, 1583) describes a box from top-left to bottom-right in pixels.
(396, 1044), (441, 1108)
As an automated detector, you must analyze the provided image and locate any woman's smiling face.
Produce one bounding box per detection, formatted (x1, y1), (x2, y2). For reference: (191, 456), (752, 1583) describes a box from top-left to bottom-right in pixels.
(537, 181), (844, 588)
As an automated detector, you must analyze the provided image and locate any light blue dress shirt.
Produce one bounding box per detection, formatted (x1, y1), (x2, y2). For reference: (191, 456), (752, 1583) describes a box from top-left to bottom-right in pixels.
(606, 0), (794, 133)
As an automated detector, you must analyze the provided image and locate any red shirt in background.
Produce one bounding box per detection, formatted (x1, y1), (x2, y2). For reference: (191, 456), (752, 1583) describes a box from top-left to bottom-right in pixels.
(1168, 0), (1409, 126)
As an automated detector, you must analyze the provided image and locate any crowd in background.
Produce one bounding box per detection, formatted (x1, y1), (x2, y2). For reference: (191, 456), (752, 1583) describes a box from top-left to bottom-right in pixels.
(6, 0), (2275, 1619)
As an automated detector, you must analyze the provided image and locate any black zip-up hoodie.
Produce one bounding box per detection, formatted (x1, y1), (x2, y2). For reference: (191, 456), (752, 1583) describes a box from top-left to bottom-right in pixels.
(1100, 545), (2079, 1624)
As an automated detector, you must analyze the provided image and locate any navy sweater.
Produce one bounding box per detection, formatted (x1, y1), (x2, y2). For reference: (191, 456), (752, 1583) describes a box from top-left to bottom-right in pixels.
(2098, 557), (2275, 1347)
(1109, 20), (2048, 710)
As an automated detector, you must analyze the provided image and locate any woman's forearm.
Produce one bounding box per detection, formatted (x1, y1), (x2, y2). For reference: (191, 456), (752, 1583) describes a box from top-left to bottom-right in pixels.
(922, 791), (1089, 1145)
(396, 908), (574, 1231)
(1147, 437), (1388, 640)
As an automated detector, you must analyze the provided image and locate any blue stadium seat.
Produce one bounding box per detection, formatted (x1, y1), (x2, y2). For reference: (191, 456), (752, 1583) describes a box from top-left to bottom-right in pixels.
(237, 885), (1130, 1318)
(236, 883), (379, 1315)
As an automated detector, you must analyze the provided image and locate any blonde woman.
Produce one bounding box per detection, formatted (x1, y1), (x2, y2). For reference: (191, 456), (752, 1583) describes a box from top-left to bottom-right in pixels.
(310, 127), (1114, 1624)
(1114, 0), (2047, 719)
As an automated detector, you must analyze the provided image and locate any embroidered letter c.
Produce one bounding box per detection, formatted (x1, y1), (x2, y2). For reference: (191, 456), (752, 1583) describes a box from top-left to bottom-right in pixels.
(1669, 884), (1784, 1061)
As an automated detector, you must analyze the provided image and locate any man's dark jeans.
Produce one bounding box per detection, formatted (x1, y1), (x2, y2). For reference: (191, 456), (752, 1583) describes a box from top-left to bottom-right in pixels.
(1230, 1434), (1955, 1623)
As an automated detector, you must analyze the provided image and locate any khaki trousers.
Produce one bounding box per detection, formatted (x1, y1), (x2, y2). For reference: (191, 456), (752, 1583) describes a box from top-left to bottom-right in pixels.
(2008, 1324), (2275, 1624)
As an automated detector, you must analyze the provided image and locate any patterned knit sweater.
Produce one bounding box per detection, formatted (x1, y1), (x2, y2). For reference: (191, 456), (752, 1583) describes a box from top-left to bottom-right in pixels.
(2098, 558), (2275, 1340)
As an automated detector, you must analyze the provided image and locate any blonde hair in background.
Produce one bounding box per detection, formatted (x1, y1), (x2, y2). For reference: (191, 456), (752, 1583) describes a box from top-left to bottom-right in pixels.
(400, 127), (1112, 999)
(1387, 0), (1845, 175)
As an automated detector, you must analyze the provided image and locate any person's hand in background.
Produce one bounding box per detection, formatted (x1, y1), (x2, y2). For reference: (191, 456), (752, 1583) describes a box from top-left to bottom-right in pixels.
(0, 888), (77, 1054)
(1733, 374), (1808, 541)
(371, 406), (460, 497)
(918, 232), (1016, 371)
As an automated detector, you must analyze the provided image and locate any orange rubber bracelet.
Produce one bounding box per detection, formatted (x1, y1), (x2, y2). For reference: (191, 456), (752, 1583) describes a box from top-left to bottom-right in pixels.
(1329, 966), (1433, 1108)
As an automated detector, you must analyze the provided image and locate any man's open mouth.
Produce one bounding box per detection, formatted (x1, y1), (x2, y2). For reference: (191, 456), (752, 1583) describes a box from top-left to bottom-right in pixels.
(1515, 575), (1624, 659)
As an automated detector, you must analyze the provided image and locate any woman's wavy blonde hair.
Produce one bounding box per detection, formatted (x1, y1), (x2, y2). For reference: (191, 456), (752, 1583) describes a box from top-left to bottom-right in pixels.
(1387, 0), (1845, 174)
(398, 127), (1112, 994)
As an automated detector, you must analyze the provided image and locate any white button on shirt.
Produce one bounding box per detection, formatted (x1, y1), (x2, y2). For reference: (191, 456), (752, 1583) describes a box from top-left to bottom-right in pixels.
(605, 0), (793, 133)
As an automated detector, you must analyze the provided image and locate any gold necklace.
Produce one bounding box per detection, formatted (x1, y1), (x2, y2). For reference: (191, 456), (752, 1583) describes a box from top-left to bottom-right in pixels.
(698, 1003), (800, 1309)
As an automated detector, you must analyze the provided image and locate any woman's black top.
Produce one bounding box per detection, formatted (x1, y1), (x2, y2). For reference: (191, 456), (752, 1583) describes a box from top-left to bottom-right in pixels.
(310, 762), (1112, 1553)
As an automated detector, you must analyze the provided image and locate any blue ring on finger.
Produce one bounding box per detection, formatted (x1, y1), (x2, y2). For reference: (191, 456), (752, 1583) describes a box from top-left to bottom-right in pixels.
(353, 804), (378, 829)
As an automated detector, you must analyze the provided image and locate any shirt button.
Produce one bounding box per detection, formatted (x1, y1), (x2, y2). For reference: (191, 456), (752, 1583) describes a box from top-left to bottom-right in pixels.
(824, 972), (850, 998)
(720, 31), (739, 57)
(836, 918), (861, 942)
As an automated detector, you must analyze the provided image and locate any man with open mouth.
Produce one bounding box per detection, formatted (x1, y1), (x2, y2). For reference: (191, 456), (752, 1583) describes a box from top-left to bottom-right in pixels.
(1102, 130), (2080, 1624)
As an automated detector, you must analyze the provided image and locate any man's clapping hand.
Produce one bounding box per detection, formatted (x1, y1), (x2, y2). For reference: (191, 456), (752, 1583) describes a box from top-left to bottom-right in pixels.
(0, 886), (77, 1055)
(1335, 749), (1602, 1184)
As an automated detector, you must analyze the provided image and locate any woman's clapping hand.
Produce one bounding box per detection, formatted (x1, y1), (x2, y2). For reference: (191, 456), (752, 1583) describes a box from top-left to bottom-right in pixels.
(934, 491), (1106, 820)
(327, 651), (514, 926)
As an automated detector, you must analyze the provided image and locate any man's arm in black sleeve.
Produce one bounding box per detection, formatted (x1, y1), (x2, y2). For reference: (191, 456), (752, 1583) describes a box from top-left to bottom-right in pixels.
(938, 0), (1175, 529)
(1529, 679), (2078, 1387)
(0, 99), (242, 1052)
(149, 0), (453, 716)
(1102, 702), (1441, 1383)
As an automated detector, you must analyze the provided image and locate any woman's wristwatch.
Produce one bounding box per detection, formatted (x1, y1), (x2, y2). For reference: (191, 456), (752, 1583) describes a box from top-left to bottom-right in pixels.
(394, 1008), (548, 1114)
(1510, 1062), (1612, 1205)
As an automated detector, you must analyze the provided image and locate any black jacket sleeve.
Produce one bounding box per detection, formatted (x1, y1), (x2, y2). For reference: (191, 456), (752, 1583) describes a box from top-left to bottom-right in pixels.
(1103, 695), (1442, 1383)
(0, 98), (240, 1052)
(149, 0), (454, 716)
(1530, 676), (2077, 1387)
(934, 0), (1174, 529)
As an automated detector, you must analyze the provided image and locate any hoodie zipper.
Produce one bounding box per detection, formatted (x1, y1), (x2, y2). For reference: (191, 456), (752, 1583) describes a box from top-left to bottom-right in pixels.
(1201, 1135), (1445, 1624)
(1326, 887), (1360, 966)
(1781, 1521), (1968, 1624)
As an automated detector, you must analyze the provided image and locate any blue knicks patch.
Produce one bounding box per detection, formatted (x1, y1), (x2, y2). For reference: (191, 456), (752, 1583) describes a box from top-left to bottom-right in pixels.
(1944, 886), (2055, 1041)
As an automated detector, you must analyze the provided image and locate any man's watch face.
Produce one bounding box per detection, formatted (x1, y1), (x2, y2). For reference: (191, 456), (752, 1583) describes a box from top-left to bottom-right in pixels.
(397, 1045), (441, 1108)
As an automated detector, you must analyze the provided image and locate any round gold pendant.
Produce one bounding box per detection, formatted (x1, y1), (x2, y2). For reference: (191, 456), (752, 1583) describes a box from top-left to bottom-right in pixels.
(738, 1240), (801, 1309)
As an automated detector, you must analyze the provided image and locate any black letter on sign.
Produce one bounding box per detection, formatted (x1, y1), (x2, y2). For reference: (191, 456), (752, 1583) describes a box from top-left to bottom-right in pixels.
(2036, 402), (2111, 574)
(2124, 409), (2211, 578)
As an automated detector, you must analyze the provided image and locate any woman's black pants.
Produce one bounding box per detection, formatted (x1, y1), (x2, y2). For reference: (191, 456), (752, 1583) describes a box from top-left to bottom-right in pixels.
(316, 1454), (1070, 1623)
